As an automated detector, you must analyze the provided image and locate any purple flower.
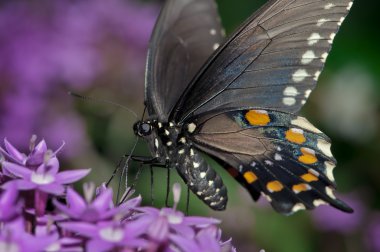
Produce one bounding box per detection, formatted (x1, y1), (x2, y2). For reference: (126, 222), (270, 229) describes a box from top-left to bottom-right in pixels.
(134, 183), (220, 243)
(2, 157), (90, 196)
(311, 193), (364, 234)
(54, 184), (141, 223)
(171, 225), (236, 252)
(0, 0), (157, 155)
(0, 218), (57, 252)
(0, 136), (56, 169)
(60, 221), (148, 251)
(0, 183), (22, 221)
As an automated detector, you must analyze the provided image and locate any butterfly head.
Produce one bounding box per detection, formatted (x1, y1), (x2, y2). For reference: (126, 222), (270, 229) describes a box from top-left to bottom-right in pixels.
(133, 121), (153, 137)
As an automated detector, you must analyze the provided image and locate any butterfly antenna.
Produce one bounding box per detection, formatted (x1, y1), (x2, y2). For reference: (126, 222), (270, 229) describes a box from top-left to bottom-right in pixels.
(68, 91), (138, 120)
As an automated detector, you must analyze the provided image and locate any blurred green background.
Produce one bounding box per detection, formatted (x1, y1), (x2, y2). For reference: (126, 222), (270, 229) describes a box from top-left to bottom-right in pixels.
(0, 0), (379, 251)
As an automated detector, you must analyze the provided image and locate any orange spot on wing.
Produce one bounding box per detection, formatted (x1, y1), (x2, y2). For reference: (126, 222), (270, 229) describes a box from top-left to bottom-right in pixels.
(245, 110), (270, 126)
(266, 180), (284, 192)
(285, 128), (306, 144)
(292, 183), (311, 193)
(301, 173), (318, 182)
(298, 147), (318, 164)
(243, 171), (258, 184)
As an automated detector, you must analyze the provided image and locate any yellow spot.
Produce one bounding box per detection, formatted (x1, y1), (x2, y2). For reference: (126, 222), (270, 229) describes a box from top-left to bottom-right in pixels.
(285, 128), (306, 144)
(292, 183), (310, 193)
(301, 173), (318, 182)
(267, 181), (284, 192)
(245, 110), (270, 126)
(243, 171), (258, 184)
(298, 148), (318, 164)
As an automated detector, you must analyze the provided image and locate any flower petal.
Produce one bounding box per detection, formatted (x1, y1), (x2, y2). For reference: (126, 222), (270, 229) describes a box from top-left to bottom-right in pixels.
(2, 162), (32, 179)
(53, 198), (74, 217)
(55, 169), (91, 184)
(170, 234), (199, 252)
(4, 138), (25, 163)
(171, 224), (195, 239)
(147, 216), (169, 242)
(91, 188), (113, 212)
(39, 184), (65, 195)
(3, 180), (36, 191)
(183, 216), (221, 227)
(59, 222), (98, 238)
(66, 187), (86, 214)
(86, 239), (114, 252)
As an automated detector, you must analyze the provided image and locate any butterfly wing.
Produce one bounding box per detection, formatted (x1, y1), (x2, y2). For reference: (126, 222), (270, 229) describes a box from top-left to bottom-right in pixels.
(171, 0), (354, 123)
(145, 0), (225, 120)
(187, 108), (353, 214)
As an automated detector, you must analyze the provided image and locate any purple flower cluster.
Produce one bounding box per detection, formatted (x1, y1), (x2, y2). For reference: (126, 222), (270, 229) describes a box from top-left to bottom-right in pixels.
(0, 136), (236, 252)
(0, 0), (157, 156)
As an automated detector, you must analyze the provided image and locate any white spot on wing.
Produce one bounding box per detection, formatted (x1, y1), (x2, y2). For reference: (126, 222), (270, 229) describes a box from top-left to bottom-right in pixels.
(274, 153), (282, 161)
(325, 161), (336, 181)
(250, 161), (256, 167)
(292, 203), (306, 212)
(305, 89), (312, 98)
(213, 43), (220, 50)
(308, 169), (320, 177)
(307, 33), (321, 45)
(313, 199), (327, 207)
(200, 172), (206, 178)
(314, 71), (321, 81)
(190, 148), (195, 156)
(166, 141), (172, 146)
(325, 187), (336, 199)
(164, 130), (170, 136)
(264, 160), (273, 166)
(328, 33), (336, 44)
(317, 18), (330, 27)
(178, 149), (185, 155)
(317, 138), (333, 157)
(347, 2), (353, 10)
(291, 117), (322, 133)
(301, 50), (316, 64)
(324, 3), (335, 9)
(292, 69), (310, 82)
(338, 16), (345, 26)
(208, 180), (214, 186)
(283, 86), (299, 96)
(283, 97), (296, 106)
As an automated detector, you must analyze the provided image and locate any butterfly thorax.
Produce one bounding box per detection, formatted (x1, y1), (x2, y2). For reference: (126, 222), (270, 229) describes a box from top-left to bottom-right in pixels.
(133, 120), (191, 163)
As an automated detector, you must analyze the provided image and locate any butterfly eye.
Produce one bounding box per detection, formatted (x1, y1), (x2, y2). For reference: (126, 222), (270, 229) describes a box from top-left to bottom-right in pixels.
(133, 121), (152, 136)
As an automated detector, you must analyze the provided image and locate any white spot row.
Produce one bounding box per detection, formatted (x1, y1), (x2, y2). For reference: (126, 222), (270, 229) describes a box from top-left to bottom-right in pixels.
(291, 116), (322, 134)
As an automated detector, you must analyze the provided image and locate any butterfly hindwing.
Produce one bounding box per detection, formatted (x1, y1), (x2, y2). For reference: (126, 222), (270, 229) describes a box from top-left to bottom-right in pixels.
(187, 109), (353, 214)
(171, 0), (353, 123)
(145, 0), (225, 120)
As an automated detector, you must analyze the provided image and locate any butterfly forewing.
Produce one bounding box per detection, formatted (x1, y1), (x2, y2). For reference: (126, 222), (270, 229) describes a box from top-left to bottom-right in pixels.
(171, 0), (353, 123)
(145, 0), (225, 120)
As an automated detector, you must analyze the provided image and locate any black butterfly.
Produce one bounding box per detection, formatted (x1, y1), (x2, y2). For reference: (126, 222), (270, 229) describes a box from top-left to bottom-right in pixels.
(133, 0), (354, 215)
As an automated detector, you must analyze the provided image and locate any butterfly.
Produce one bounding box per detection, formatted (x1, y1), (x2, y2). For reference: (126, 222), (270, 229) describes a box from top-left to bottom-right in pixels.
(133, 0), (354, 215)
